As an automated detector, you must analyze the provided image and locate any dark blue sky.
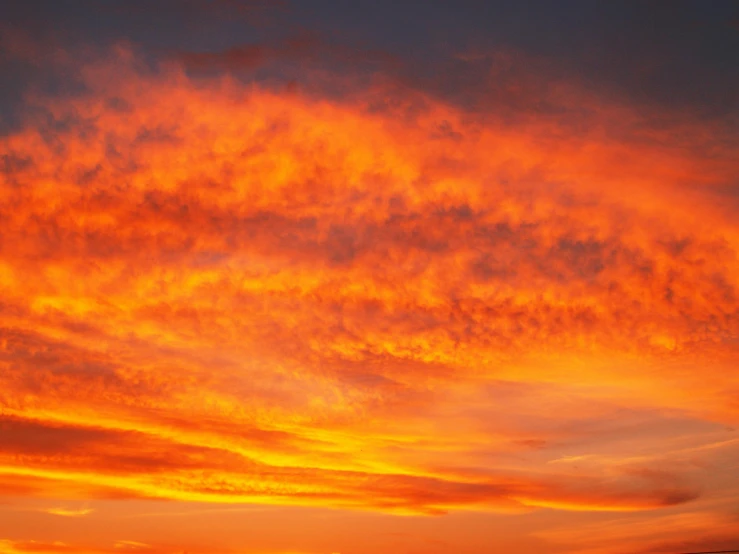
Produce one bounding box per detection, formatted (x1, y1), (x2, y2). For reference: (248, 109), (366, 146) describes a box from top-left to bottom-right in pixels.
(1, 0), (738, 129)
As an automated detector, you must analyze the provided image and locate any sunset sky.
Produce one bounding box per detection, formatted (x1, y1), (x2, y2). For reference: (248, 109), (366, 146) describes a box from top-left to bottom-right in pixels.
(0, 1), (738, 553)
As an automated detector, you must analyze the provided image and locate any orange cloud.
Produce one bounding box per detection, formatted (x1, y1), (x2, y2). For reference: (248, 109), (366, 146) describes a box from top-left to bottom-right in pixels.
(0, 43), (737, 554)
(0, 540), (201, 554)
(535, 511), (739, 554)
(42, 508), (94, 518)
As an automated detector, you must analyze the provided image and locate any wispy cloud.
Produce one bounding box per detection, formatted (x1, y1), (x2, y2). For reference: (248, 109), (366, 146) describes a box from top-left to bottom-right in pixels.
(0, 19), (736, 552)
(113, 542), (150, 550)
(0, 45), (736, 520)
(43, 507), (95, 518)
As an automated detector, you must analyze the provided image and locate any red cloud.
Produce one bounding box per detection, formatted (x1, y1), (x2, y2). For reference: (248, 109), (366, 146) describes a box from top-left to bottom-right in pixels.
(0, 45), (736, 535)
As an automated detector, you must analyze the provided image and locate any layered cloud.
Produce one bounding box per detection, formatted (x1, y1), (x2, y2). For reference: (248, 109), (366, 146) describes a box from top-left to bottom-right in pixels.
(0, 38), (737, 552)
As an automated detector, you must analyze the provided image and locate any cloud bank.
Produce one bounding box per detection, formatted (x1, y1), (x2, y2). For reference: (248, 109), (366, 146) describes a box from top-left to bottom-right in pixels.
(0, 37), (737, 552)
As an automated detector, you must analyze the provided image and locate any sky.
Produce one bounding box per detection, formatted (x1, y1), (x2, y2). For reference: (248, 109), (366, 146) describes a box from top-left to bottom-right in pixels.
(0, 1), (738, 553)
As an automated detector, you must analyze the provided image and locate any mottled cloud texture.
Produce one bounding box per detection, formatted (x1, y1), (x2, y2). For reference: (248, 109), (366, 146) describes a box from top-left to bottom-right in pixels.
(0, 21), (738, 553)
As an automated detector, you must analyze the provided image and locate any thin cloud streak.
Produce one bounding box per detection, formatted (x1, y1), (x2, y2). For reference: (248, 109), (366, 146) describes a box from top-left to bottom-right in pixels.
(43, 508), (94, 518)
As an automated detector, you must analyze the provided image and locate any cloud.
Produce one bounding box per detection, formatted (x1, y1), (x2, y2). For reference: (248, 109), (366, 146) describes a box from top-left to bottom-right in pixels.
(0, 44), (736, 524)
(113, 542), (149, 551)
(535, 511), (739, 554)
(0, 539), (207, 554)
(43, 507), (94, 517)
